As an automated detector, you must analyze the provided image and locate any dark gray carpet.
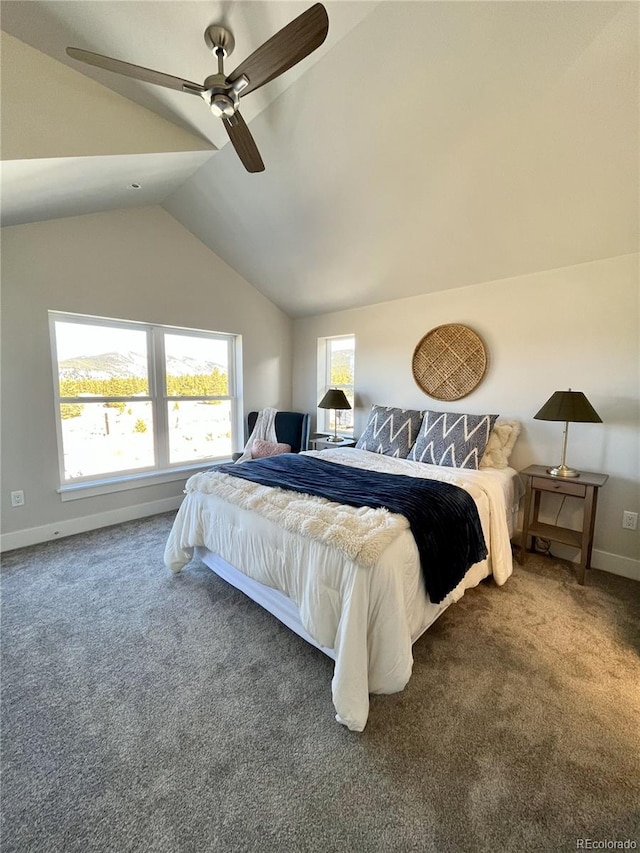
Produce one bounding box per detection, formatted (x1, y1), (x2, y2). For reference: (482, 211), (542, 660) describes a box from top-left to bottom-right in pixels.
(1, 513), (639, 853)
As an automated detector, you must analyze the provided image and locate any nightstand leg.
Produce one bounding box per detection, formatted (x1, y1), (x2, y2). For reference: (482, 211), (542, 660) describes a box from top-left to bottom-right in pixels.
(519, 477), (534, 565)
(577, 562), (586, 586)
(578, 486), (597, 585)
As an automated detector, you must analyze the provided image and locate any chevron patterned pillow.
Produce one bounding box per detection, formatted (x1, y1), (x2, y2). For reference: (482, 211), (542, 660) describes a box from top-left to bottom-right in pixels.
(356, 405), (424, 458)
(408, 410), (499, 469)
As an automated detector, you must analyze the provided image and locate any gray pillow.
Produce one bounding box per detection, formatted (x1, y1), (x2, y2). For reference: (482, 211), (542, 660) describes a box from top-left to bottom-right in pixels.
(356, 405), (424, 458)
(408, 410), (499, 469)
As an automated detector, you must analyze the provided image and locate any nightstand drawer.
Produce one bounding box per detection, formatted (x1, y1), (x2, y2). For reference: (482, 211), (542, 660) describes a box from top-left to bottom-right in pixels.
(531, 477), (586, 498)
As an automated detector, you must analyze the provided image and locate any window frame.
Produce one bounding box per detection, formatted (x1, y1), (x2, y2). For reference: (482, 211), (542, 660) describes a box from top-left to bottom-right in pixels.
(49, 311), (240, 495)
(317, 334), (355, 436)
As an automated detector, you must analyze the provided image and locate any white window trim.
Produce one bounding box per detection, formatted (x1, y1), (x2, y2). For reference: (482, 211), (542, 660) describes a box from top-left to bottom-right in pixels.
(57, 460), (231, 501)
(49, 311), (240, 496)
(317, 334), (355, 436)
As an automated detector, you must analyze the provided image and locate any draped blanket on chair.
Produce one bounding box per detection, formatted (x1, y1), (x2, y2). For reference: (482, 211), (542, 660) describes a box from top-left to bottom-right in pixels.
(234, 407), (278, 463)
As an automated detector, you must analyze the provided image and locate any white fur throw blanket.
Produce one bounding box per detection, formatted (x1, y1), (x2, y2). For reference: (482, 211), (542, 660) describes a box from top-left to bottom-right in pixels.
(235, 407), (278, 463)
(185, 470), (409, 567)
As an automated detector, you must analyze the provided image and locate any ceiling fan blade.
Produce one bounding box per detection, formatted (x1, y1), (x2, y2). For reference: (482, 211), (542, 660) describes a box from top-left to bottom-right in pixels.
(66, 47), (206, 95)
(223, 112), (265, 173)
(226, 3), (328, 97)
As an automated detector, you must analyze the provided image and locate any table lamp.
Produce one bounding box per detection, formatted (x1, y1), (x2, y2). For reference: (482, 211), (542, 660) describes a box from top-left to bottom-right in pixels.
(533, 389), (602, 477)
(318, 389), (352, 443)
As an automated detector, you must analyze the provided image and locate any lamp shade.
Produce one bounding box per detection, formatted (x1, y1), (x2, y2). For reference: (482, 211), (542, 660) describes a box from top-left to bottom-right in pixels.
(318, 388), (351, 411)
(534, 390), (602, 423)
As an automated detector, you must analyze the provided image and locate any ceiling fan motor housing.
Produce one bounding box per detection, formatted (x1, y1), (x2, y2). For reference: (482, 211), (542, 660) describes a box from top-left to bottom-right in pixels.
(201, 74), (240, 117)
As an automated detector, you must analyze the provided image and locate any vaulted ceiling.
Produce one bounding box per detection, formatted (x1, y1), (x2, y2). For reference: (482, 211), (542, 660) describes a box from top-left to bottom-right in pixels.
(1, 1), (637, 317)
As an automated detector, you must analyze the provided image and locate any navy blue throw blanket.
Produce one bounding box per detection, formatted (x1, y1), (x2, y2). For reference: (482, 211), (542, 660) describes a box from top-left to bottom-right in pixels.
(215, 454), (487, 604)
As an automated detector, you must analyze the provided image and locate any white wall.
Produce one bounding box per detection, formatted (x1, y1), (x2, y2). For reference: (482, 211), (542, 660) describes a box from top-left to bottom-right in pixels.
(293, 254), (639, 577)
(1, 32), (212, 159)
(1, 205), (292, 545)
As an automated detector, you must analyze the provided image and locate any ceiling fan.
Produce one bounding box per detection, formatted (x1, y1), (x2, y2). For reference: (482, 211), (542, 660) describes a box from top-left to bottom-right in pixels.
(66, 3), (329, 173)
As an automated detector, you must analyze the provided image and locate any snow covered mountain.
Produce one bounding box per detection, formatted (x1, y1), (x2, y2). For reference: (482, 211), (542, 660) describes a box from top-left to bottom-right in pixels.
(59, 351), (225, 380)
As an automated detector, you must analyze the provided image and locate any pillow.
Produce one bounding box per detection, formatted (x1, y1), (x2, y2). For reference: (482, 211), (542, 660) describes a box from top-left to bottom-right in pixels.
(251, 439), (291, 459)
(408, 410), (499, 469)
(355, 405), (424, 458)
(479, 420), (521, 469)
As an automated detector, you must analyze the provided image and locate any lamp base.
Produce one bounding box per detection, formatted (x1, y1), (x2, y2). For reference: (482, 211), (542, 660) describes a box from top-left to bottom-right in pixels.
(547, 464), (580, 478)
(326, 435), (344, 443)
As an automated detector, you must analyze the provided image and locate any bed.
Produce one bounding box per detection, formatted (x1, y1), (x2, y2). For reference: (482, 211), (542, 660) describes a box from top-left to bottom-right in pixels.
(164, 439), (520, 732)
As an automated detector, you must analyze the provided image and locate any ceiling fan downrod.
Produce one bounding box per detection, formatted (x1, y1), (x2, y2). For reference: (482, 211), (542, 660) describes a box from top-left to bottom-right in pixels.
(202, 25), (247, 119)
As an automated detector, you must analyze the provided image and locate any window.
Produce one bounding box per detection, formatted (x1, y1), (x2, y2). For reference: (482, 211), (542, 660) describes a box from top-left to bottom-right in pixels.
(319, 335), (355, 435)
(50, 312), (238, 490)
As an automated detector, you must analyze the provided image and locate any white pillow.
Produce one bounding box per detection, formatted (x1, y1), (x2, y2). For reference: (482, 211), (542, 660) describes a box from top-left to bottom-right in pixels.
(479, 420), (521, 469)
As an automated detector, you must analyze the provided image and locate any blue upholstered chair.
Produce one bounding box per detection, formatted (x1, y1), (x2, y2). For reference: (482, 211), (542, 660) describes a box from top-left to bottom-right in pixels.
(232, 411), (310, 461)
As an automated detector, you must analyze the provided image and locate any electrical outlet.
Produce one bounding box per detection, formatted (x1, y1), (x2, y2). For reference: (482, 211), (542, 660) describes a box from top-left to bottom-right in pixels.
(622, 511), (638, 530)
(10, 490), (25, 508)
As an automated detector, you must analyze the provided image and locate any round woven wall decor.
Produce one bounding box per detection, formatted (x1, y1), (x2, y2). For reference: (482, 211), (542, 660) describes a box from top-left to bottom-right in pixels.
(412, 324), (488, 401)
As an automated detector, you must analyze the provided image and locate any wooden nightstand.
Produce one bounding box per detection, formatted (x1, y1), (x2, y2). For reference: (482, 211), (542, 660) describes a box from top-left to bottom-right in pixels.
(518, 464), (608, 584)
(311, 436), (357, 451)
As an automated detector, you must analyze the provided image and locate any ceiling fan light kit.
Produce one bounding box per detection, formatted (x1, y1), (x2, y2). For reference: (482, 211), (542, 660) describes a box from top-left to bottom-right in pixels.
(66, 3), (329, 173)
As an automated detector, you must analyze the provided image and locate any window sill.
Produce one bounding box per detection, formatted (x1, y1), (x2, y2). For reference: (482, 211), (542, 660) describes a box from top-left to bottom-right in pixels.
(57, 460), (232, 502)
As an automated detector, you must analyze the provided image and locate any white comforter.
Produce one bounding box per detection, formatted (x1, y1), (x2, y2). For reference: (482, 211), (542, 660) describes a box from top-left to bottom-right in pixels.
(164, 449), (516, 731)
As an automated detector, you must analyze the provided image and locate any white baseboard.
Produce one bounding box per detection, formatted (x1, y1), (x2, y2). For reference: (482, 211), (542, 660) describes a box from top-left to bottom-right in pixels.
(0, 496), (183, 553)
(3, 507), (638, 585)
(516, 532), (640, 583)
(542, 543), (639, 582)
(591, 549), (640, 582)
